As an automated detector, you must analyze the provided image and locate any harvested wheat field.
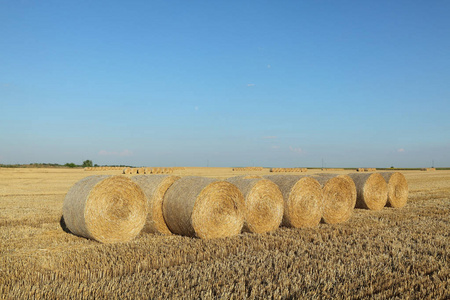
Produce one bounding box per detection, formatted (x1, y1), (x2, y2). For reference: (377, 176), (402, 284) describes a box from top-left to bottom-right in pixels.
(0, 167), (449, 299)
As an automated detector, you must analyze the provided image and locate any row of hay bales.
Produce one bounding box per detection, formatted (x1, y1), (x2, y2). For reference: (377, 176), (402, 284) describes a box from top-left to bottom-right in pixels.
(122, 167), (174, 175)
(357, 168), (377, 172)
(421, 168), (436, 171)
(62, 172), (408, 243)
(232, 167), (264, 172)
(84, 167), (124, 171)
(270, 168), (307, 173)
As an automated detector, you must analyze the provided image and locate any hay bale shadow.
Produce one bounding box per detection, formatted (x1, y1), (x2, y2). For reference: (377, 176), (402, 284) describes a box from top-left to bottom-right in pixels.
(59, 216), (72, 234)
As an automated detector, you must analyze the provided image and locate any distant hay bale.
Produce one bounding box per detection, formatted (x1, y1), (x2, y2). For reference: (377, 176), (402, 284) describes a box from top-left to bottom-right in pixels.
(145, 167), (152, 174)
(313, 174), (356, 224)
(264, 175), (322, 228)
(163, 176), (245, 239)
(357, 168), (365, 172)
(421, 168), (436, 171)
(348, 173), (388, 211)
(132, 175), (180, 235)
(226, 176), (283, 233)
(233, 167), (263, 172)
(62, 175), (147, 243)
(137, 167), (145, 174)
(130, 168), (138, 175)
(380, 172), (408, 208)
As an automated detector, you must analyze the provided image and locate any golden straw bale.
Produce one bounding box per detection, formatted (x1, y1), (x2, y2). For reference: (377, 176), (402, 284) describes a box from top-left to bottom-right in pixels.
(132, 175), (180, 234)
(163, 176), (245, 239)
(313, 174), (356, 224)
(421, 167), (436, 171)
(62, 175), (147, 243)
(380, 172), (408, 208)
(348, 173), (388, 211)
(137, 168), (145, 174)
(264, 175), (323, 228)
(226, 176), (283, 233)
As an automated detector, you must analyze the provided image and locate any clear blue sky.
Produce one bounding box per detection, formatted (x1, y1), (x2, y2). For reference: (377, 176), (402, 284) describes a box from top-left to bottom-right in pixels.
(1, 1), (449, 168)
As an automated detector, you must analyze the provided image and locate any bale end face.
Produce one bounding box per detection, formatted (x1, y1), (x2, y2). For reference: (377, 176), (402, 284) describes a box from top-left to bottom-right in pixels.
(227, 176), (283, 233)
(132, 175), (181, 235)
(163, 177), (245, 239)
(63, 175), (147, 243)
(319, 176), (355, 224)
(381, 172), (408, 208)
(349, 173), (388, 211)
(265, 175), (322, 228)
(192, 181), (245, 239)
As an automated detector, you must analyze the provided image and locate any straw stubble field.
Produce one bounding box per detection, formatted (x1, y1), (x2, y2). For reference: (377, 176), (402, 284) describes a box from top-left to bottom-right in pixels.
(0, 168), (449, 299)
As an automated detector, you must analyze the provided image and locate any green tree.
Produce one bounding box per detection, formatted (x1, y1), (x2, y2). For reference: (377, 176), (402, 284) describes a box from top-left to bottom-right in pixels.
(82, 160), (93, 168)
(65, 163), (77, 168)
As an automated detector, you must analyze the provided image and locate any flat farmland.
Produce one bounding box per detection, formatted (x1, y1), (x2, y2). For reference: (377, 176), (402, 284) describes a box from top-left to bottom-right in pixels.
(0, 168), (449, 299)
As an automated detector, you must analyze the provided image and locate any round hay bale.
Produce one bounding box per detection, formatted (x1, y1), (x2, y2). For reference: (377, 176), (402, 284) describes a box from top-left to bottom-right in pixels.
(62, 175), (147, 243)
(137, 167), (145, 174)
(380, 172), (408, 208)
(226, 176), (283, 233)
(348, 173), (388, 210)
(264, 175), (322, 228)
(313, 174), (356, 224)
(163, 176), (245, 239)
(131, 175), (180, 235)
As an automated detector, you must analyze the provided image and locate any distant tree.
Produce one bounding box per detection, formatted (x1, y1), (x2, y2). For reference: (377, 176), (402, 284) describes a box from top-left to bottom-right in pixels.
(390, 166), (394, 169)
(82, 160), (93, 168)
(65, 163), (77, 168)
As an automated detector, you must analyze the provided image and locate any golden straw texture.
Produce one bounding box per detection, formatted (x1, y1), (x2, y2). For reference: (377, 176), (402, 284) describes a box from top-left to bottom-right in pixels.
(313, 174), (356, 224)
(163, 176), (245, 239)
(131, 175), (180, 234)
(226, 176), (283, 233)
(264, 175), (323, 228)
(62, 175), (147, 243)
(348, 173), (388, 211)
(380, 172), (408, 208)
